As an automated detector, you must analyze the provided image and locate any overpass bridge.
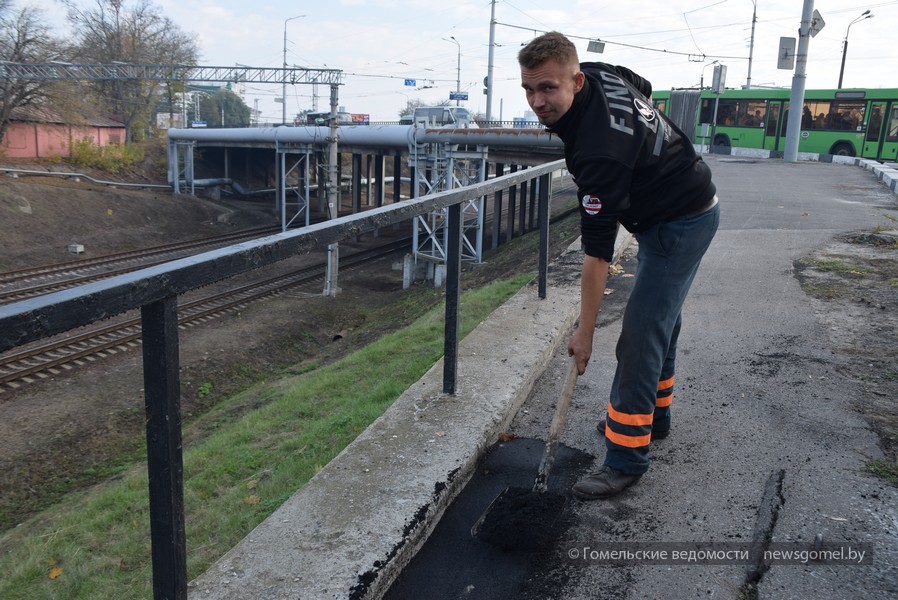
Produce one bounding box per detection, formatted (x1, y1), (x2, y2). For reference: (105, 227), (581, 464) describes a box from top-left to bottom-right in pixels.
(167, 124), (565, 293)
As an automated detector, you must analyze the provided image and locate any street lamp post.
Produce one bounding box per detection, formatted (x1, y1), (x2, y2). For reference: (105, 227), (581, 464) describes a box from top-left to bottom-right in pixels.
(745, 0), (757, 89)
(282, 14), (305, 125)
(838, 10), (873, 89)
(446, 36), (461, 106)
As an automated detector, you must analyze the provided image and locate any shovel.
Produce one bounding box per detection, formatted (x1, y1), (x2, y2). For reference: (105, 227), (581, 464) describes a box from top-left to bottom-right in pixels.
(470, 357), (579, 551)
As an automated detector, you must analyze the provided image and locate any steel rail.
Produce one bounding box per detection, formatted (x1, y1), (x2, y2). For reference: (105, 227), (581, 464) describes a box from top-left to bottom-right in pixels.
(0, 239), (409, 389)
(0, 226), (280, 286)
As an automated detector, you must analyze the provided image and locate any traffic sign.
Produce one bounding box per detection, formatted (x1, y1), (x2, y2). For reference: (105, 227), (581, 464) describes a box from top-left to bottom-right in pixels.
(449, 92), (468, 101)
(404, 79), (416, 87)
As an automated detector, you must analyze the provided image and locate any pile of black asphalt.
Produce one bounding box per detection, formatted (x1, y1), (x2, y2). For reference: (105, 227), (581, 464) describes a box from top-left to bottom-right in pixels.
(383, 437), (593, 600)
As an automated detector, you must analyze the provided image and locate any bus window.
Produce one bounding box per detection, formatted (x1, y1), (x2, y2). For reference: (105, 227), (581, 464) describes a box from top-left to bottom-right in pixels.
(742, 101), (766, 126)
(867, 103), (885, 143)
(765, 102), (781, 138)
(700, 99), (736, 125)
(699, 99), (715, 124)
(804, 100), (866, 131)
(888, 107), (898, 143)
(701, 98), (767, 127)
(804, 100), (830, 129)
(781, 102), (791, 136)
(719, 100), (738, 125)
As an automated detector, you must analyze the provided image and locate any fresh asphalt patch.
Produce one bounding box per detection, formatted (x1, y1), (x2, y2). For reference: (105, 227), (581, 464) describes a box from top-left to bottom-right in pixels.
(383, 437), (593, 600)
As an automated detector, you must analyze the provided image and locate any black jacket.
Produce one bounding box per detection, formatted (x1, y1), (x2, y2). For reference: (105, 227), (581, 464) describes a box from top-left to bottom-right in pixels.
(547, 62), (716, 261)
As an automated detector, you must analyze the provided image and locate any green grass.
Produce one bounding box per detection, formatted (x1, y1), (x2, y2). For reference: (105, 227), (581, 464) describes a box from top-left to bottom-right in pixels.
(868, 459), (898, 486)
(68, 138), (144, 175)
(0, 274), (533, 599)
(799, 281), (849, 300)
(811, 258), (874, 275)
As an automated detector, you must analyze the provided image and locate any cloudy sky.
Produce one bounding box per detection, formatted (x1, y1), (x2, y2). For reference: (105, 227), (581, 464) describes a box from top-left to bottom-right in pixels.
(48, 0), (898, 122)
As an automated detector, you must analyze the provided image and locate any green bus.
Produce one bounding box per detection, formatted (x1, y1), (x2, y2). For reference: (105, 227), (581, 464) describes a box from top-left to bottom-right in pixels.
(652, 87), (898, 161)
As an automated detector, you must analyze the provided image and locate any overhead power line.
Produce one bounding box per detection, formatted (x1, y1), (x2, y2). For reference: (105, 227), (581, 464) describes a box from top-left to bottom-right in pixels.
(497, 21), (749, 61)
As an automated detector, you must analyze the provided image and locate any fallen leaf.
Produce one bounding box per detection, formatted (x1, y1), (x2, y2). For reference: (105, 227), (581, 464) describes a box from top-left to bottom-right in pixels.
(435, 431), (446, 438)
(498, 432), (516, 442)
(119, 559), (127, 570)
(244, 495), (260, 505)
(49, 566), (63, 580)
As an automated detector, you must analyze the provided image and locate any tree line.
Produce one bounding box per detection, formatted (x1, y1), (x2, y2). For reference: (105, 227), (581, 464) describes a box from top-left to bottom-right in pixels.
(0, 0), (250, 145)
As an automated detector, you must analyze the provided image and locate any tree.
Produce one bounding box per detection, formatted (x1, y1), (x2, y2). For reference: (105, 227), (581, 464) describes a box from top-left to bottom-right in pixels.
(212, 87), (251, 127)
(0, 1), (63, 144)
(62, 0), (199, 142)
(195, 87), (251, 127)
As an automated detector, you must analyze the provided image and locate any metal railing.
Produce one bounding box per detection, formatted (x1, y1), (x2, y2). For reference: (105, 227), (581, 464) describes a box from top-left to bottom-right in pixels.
(0, 158), (564, 599)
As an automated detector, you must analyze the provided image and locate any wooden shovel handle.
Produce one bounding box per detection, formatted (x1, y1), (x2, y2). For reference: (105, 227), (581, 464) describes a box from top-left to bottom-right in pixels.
(533, 357), (579, 493)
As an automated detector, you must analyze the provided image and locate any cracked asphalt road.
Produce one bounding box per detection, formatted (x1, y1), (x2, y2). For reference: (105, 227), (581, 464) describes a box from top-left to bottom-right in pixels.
(517, 157), (898, 600)
(386, 157), (898, 600)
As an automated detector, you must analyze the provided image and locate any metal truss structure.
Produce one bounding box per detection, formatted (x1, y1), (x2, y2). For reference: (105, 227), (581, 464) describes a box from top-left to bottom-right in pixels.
(409, 138), (488, 264)
(0, 63), (342, 86)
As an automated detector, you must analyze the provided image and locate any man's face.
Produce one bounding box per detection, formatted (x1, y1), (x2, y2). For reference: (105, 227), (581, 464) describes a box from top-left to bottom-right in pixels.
(520, 59), (584, 126)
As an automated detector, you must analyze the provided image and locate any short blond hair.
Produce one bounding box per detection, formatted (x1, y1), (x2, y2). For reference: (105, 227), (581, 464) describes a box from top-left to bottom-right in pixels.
(518, 31), (579, 69)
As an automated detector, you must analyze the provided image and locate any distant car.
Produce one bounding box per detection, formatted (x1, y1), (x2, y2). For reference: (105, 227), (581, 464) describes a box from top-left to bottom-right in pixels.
(412, 106), (478, 128)
(399, 114), (414, 125)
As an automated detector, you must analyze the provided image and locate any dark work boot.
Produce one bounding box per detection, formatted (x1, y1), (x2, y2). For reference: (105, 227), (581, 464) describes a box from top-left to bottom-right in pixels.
(596, 418), (670, 440)
(572, 465), (642, 500)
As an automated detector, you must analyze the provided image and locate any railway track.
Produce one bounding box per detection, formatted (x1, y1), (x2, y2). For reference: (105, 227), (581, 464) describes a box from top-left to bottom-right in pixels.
(0, 178), (579, 393)
(0, 238), (410, 392)
(0, 225), (281, 304)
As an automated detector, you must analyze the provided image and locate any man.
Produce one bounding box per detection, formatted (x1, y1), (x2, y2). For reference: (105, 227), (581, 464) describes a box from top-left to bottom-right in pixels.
(518, 32), (719, 500)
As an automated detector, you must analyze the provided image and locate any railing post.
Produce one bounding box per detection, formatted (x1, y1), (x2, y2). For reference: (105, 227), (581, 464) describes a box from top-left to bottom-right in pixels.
(351, 153), (363, 215)
(491, 162), (504, 250)
(538, 173), (551, 299)
(393, 156), (402, 205)
(506, 164), (517, 242)
(528, 173), (538, 230)
(442, 202), (463, 394)
(141, 296), (187, 600)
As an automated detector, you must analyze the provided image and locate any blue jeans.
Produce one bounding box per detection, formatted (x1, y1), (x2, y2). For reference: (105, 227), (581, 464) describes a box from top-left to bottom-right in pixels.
(604, 202), (720, 475)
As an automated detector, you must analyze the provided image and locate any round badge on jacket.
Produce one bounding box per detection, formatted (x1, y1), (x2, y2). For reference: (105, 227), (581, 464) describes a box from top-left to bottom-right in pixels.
(582, 194), (602, 216)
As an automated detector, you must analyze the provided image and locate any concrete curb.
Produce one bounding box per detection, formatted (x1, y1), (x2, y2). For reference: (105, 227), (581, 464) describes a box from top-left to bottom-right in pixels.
(857, 158), (898, 193)
(189, 232), (633, 599)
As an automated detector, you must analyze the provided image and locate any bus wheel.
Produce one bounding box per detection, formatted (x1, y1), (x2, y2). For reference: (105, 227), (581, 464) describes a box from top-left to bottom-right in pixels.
(829, 142), (856, 157)
(712, 135), (731, 154)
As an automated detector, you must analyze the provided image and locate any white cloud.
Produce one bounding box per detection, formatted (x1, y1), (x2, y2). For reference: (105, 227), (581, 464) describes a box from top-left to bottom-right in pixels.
(43, 0), (898, 122)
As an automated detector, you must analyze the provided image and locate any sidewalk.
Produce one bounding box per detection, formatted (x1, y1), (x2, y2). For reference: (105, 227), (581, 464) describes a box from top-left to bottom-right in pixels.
(189, 225), (632, 600)
(190, 155), (898, 599)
